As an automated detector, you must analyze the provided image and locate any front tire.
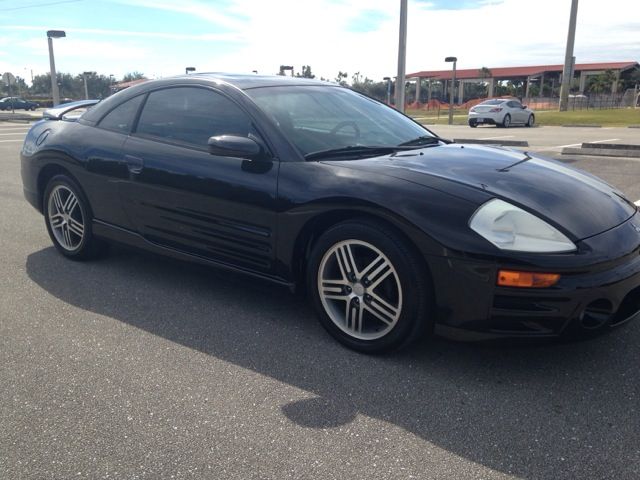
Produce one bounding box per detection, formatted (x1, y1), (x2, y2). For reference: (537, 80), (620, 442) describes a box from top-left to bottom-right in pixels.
(502, 114), (511, 128)
(307, 219), (432, 353)
(43, 175), (106, 260)
(469, 121), (478, 128)
(526, 114), (535, 127)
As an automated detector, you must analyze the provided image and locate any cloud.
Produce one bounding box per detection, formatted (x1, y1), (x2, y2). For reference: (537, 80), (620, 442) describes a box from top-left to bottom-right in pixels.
(115, 0), (246, 31)
(4, 25), (244, 43)
(2, 0), (638, 81)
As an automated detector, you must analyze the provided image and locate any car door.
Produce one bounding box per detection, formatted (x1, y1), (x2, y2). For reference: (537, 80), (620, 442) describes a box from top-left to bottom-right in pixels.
(508, 100), (525, 123)
(119, 86), (279, 275)
(82, 93), (147, 230)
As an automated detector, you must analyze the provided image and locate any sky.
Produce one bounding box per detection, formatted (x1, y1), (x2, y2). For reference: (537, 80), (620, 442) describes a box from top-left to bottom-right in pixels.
(0, 0), (638, 84)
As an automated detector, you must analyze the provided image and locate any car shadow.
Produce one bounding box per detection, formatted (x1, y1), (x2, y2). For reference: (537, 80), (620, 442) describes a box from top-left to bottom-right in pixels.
(26, 246), (640, 478)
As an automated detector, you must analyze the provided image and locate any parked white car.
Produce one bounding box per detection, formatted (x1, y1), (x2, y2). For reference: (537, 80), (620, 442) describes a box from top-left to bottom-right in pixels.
(468, 98), (535, 128)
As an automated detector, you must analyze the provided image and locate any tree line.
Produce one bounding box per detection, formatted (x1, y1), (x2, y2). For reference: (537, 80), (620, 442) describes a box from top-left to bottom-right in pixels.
(3, 72), (146, 102)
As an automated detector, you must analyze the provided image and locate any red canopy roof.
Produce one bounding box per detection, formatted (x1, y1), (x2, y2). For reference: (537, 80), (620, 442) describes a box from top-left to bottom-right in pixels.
(407, 61), (639, 80)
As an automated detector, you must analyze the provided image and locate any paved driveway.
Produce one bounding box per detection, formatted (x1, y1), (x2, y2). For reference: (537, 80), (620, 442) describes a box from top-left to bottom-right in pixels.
(1, 122), (639, 479)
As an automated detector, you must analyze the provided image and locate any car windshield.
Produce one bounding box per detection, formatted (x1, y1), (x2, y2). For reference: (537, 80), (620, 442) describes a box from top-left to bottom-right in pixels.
(246, 85), (434, 157)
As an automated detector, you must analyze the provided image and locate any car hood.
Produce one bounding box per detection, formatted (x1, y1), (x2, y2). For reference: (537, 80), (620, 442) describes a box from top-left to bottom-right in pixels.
(324, 144), (636, 241)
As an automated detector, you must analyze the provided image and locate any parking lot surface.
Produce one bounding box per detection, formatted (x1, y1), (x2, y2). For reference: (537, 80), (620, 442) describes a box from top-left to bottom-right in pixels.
(1, 123), (639, 479)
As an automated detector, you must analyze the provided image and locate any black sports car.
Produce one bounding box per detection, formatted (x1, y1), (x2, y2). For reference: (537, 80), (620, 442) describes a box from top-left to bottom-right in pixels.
(20, 74), (640, 353)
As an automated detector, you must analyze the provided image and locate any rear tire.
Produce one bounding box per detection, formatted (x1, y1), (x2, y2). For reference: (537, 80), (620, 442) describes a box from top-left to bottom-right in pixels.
(307, 219), (433, 353)
(469, 121), (478, 128)
(43, 174), (107, 260)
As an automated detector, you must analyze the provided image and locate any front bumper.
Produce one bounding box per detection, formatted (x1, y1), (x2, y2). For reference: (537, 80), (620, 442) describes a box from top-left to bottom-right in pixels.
(429, 213), (640, 339)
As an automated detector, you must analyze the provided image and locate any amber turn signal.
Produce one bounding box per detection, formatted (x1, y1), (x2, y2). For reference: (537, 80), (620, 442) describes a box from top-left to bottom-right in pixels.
(497, 270), (560, 288)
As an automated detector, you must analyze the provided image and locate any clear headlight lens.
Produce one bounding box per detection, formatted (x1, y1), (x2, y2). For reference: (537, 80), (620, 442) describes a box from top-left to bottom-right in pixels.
(469, 199), (576, 253)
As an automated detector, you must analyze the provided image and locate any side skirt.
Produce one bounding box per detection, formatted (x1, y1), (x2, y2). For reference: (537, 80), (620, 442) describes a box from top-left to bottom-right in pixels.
(92, 219), (295, 289)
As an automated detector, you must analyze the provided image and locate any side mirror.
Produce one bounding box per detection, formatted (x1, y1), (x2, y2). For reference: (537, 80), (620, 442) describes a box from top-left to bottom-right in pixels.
(207, 135), (263, 159)
(522, 105), (527, 109)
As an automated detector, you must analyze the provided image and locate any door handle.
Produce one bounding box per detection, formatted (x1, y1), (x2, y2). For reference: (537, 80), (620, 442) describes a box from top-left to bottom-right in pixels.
(124, 154), (144, 174)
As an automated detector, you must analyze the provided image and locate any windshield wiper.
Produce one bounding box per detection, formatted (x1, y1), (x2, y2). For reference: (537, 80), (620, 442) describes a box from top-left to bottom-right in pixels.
(397, 135), (443, 147)
(304, 145), (403, 161)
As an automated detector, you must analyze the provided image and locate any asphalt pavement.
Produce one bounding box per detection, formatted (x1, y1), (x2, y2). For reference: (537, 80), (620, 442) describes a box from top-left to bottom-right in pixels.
(1, 123), (639, 479)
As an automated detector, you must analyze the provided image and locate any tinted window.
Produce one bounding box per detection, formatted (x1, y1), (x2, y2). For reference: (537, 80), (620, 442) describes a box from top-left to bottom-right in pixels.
(98, 95), (145, 133)
(136, 87), (252, 147)
(479, 99), (504, 106)
(247, 86), (431, 155)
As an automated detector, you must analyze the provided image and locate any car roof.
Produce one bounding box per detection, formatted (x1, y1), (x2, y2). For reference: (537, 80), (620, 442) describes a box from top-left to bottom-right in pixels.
(180, 73), (334, 90)
(81, 73), (340, 125)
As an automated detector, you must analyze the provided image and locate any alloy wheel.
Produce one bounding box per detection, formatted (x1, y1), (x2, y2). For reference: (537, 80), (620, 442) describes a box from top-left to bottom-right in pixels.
(317, 239), (403, 340)
(47, 185), (85, 251)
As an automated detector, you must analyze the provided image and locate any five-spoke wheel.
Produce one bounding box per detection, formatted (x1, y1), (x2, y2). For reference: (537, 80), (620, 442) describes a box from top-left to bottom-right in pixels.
(47, 185), (85, 251)
(308, 220), (432, 353)
(318, 240), (402, 341)
(44, 174), (105, 259)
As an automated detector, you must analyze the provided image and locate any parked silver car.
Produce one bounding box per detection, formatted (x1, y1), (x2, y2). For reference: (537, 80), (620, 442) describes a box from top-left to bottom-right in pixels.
(468, 98), (534, 128)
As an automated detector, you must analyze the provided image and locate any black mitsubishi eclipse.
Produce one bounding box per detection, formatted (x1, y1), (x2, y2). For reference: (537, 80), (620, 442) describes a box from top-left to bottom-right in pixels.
(21, 73), (640, 353)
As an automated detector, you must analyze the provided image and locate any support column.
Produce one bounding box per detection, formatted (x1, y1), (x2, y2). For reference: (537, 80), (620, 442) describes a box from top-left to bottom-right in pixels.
(612, 70), (620, 93)
(443, 80), (448, 102)
(427, 80), (432, 103)
(487, 77), (495, 97)
(579, 71), (587, 93)
(458, 80), (464, 104)
(525, 77), (531, 99)
(539, 73), (545, 97)
(415, 78), (421, 104)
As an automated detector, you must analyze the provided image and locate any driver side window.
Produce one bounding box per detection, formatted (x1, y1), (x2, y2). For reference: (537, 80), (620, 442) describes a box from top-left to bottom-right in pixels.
(135, 87), (254, 148)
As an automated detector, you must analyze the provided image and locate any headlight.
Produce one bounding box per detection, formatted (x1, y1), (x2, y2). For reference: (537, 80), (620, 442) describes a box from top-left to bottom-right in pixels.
(469, 199), (576, 253)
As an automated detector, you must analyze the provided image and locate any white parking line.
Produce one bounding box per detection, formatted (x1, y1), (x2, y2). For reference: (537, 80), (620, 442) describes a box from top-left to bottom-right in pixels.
(554, 142), (582, 149)
(0, 139), (24, 143)
(0, 132), (27, 136)
(480, 135), (515, 140)
(552, 138), (620, 150)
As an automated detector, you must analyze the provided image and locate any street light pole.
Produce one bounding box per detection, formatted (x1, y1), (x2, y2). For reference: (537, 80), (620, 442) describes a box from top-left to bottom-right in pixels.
(559, 0), (579, 112)
(47, 30), (66, 106)
(82, 71), (93, 99)
(383, 77), (392, 105)
(395, 0), (408, 112)
(445, 56), (457, 125)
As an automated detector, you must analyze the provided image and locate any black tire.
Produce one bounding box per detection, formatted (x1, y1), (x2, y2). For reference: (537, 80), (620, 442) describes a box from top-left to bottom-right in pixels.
(469, 121), (478, 128)
(307, 219), (433, 353)
(43, 174), (107, 260)
(502, 114), (511, 128)
(526, 114), (535, 127)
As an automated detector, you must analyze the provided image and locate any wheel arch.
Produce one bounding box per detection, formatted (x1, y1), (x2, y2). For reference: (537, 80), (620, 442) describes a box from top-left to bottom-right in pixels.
(36, 162), (83, 214)
(289, 207), (434, 295)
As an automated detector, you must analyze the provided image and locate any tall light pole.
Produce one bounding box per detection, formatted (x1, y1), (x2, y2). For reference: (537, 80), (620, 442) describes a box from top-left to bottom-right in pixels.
(383, 77), (392, 105)
(395, 0), (408, 112)
(82, 71), (94, 99)
(47, 30), (65, 106)
(559, 0), (579, 111)
(445, 56), (457, 125)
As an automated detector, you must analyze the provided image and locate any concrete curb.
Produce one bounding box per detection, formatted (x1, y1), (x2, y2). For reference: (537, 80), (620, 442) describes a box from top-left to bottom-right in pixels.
(581, 143), (640, 151)
(453, 138), (529, 147)
(629, 125), (640, 129)
(0, 114), (38, 122)
(562, 147), (640, 158)
(561, 124), (602, 128)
